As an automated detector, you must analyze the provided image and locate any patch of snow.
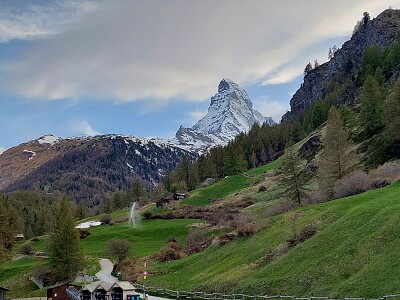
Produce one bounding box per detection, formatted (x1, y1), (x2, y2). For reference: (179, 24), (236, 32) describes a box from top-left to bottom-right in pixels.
(76, 221), (102, 229)
(135, 149), (142, 156)
(23, 149), (36, 160)
(127, 162), (134, 169)
(38, 134), (61, 145)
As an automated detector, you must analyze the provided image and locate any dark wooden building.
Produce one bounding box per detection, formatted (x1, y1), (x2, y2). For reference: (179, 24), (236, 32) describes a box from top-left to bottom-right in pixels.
(47, 284), (81, 300)
(0, 287), (10, 300)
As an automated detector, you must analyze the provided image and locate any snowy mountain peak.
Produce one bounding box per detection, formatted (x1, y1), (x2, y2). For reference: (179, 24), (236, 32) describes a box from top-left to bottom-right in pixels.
(175, 79), (275, 151)
(218, 78), (236, 93)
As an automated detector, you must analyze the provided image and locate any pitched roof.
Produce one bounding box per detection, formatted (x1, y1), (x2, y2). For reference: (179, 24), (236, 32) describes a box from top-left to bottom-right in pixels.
(112, 281), (137, 292)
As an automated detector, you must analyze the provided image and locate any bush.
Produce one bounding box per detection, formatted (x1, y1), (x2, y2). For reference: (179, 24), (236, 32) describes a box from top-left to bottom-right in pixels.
(369, 160), (400, 187)
(79, 229), (91, 239)
(100, 214), (112, 225)
(157, 242), (184, 261)
(258, 185), (267, 192)
(19, 243), (34, 255)
(186, 228), (207, 247)
(286, 221), (320, 247)
(334, 170), (369, 198)
(237, 222), (256, 237)
(106, 238), (131, 262)
(142, 211), (152, 219)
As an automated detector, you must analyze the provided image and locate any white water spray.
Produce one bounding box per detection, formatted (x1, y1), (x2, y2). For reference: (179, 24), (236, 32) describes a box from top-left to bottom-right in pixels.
(128, 202), (140, 228)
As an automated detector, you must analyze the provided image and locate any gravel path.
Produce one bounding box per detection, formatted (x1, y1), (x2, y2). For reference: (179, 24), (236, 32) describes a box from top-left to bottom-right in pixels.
(95, 258), (118, 283)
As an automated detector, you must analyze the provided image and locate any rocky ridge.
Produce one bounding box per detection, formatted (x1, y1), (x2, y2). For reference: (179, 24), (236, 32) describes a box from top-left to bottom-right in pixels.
(284, 9), (400, 119)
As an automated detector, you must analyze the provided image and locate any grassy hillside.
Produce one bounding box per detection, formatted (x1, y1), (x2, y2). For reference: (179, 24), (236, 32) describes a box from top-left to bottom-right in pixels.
(82, 218), (203, 258)
(144, 183), (400, 298)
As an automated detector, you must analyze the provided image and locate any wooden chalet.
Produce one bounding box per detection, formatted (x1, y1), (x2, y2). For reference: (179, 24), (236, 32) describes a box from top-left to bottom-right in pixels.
(48, 284), (81, 300)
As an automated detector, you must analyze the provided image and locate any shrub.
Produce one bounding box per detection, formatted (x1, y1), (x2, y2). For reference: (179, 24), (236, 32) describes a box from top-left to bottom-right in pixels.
(258, 185), (267, 192)
(186, 228), (207, 247)
(157, 242), (184, 261)
(106, 238), (131, 262)
(237, 222), (256, 237)
(286, 221), (320, 247)
(369, 161), (400, 187)
(19, 243), (34, 255)
(100, 214), (112, 225)
(142, 211), (152, 219)
(334, 170), (369, 198)
(79, 229), (91, 239)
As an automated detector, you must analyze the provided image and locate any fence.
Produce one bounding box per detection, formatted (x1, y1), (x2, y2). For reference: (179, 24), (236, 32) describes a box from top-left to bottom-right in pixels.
(132, 284), (400, 300)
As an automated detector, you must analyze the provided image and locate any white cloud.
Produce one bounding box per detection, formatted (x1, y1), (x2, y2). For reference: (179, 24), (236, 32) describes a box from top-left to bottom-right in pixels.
(0, 0), (398, 104)
(188, 110), (207, 124)
(263, 66), (303, 85)
(70, 120), (100, 136)
(0, 146), (6, 155)
(254, 98), (290, 123)
(0, 0), (97, 42)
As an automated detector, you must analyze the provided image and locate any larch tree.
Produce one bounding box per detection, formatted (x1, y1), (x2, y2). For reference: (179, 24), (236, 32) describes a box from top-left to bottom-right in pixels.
(318, 107), (354, 197)
(281, 143), (310, 204)
(49, 199), (84, 281)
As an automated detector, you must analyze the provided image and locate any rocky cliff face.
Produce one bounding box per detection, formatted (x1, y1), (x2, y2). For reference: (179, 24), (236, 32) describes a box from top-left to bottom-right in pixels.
(176, 78), (275, 150)
(284, 9), (400, 119)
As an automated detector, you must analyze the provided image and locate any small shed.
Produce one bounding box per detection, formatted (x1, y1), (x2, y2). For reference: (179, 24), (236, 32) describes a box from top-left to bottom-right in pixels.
(79, 282), (140, 300)
(47, 283), (81, 300)
(0, 287), (10, 300)
(110, 282), (138, 300)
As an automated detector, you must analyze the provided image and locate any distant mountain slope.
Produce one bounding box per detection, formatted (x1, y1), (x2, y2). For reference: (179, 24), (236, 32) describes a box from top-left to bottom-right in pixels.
(0, 134), (193, 205)
(175, 79), (275, 151)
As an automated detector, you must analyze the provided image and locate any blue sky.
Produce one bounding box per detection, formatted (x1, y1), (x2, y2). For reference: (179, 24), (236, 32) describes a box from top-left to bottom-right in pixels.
(0, 0), (397, 152)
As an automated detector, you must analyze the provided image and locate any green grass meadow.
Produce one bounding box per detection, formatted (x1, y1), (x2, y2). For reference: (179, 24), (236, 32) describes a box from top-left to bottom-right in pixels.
(144, 183), (400, 298)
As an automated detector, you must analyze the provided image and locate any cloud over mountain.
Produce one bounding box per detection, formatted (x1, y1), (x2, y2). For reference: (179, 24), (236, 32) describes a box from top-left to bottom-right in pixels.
(0, 0), (397, 104)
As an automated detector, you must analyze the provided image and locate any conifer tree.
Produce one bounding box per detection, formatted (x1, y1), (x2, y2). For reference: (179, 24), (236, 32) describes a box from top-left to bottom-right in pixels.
(318, 107), (354, 197)
(49, 199), (84, 280)
(0, 196), (22, 253)
(384, 77), (400, 154)
(360, 75), (384, 137)
(281, 143), (310, 204)
(131, 178), (145, 203)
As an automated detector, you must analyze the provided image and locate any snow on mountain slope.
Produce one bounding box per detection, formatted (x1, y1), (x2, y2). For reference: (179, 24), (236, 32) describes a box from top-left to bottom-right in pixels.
(175, 78), (275, 150)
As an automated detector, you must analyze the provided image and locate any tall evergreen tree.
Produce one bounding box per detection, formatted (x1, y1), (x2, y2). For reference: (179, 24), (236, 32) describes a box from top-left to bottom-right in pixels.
(360, 75), (384, 137)
(319, 107), (354, 196)
(49, 199), (84, 280)
(384, 77), (400, 155)
(131, 178), (145, 203)
(0, 196), (22, 253)
(281, 143), (310, 204)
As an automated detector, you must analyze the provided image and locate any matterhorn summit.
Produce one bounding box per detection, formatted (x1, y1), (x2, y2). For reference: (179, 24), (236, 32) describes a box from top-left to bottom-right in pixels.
(175, 78), (275, 152)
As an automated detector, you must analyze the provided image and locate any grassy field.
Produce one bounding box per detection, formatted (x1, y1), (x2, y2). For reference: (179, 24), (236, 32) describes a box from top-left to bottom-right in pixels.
(143, 183), (400, 299)
(245, 157), (283, 176)
(0, 256), (47, 297)
(82, 218), (203, 258)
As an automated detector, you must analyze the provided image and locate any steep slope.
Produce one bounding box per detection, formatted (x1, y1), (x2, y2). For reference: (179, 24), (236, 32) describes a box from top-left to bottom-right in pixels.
(145, 183), (400, 298)
(0, 134), (193, 205)
(175, 79), (275, 150)
(284, 9), (400, 119)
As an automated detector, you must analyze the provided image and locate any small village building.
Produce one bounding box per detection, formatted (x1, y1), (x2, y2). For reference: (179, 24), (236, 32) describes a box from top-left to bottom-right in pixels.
(0, 287), (10, 300)
(79, 281), (139, 300)
(47, 284), (81, 300)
